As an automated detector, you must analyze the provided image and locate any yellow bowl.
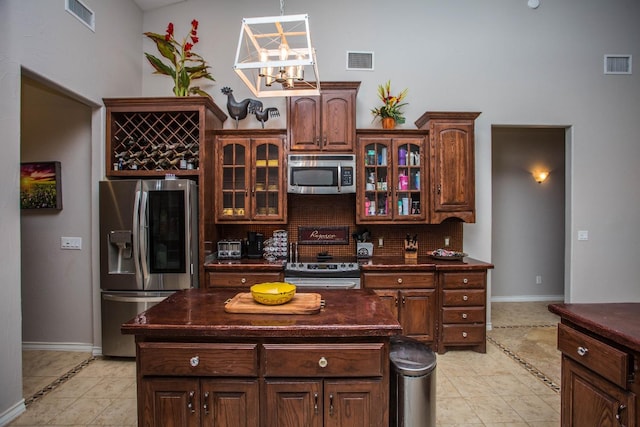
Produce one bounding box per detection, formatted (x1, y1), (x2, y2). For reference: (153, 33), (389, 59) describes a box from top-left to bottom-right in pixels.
(250, 282), (296, 305)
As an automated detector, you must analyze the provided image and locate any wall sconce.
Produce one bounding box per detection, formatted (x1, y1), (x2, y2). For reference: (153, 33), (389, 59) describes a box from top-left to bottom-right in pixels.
(533, 170), (550, 184)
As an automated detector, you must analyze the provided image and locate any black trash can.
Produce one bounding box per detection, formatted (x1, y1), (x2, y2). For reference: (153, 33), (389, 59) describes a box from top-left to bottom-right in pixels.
(389, 335), (437, 427)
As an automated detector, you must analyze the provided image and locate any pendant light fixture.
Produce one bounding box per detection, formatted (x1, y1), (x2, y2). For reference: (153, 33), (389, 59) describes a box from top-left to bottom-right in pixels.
(233, 0), (320, 97)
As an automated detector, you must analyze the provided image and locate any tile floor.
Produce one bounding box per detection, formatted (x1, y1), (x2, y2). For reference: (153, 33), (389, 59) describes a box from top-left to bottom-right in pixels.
(10, 302), (561, 426)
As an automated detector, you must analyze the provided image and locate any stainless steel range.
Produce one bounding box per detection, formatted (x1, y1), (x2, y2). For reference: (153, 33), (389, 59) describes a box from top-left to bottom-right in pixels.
(284, 257), (361, 289)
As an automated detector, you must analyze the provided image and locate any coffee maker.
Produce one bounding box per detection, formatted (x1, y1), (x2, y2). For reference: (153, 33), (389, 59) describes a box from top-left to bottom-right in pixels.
(247, 232), (264, 259)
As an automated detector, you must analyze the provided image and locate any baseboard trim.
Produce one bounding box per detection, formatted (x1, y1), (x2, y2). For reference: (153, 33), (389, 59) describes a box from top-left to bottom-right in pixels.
(491, 295), (564, 303)
(0, 398), (25, 427)
(22, 342), (94, 353)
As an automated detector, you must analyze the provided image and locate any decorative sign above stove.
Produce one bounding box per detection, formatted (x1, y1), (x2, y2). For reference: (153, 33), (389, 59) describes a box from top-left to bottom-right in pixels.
(298, 226), (349, 245)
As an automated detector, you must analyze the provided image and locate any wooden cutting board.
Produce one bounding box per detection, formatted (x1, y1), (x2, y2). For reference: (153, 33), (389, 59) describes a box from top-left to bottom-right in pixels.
(224, 292), (323, 315)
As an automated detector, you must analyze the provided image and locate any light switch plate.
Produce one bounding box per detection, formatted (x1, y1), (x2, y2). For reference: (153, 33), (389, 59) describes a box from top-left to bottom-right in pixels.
(61, 236), (82, 250)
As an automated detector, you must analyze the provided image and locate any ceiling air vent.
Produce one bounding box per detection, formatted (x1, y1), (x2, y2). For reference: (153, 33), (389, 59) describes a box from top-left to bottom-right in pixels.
(66, 0), (95, 32)
(346, 51), (374, 71)
(604, 55), (632, 74)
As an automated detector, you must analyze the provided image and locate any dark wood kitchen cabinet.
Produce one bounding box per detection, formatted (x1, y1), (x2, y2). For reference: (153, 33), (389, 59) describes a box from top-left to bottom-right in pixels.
(415, 111), (481, 223)
(362, 271), (436, 345)
(104, 97), (226, 177)
(213, 131), (287, 223)
(548, 303), (640, 427)
(123, 289), (400, 427)
(438, 270), (487, 354)
(287, 82), (360, 151)
(356, 131), (427, 223)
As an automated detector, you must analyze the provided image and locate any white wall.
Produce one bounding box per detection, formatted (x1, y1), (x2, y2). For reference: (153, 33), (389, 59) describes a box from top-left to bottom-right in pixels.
(2, 0), (640, 421)
(0, 0), (143, 421)
(141, 0), (640, 304)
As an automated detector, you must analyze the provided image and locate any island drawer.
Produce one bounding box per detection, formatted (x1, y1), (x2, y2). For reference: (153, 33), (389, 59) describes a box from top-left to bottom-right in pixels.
(206, 271), (283, 288)
(262, 343), (384, 377)
(441, 272), (486, 289)
(442, 289), (485, 307)
(441, 324), (485, 344)
(442, 307), (485, 324)
(557, 323), (629, 388)
(363, 272), (435, 289)
(138, 342), (258, 377)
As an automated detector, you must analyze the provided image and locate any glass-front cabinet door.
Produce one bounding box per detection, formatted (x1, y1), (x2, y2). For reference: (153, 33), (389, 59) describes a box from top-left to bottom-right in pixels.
(217, 137), (250, 221)
(215, 134), (286, 223)
(358, 135), (426, 223)
(252, 138), (284, 220)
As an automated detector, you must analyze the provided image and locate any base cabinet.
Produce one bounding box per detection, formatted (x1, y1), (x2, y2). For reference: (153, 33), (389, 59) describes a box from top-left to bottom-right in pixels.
(265, 380), (385, 427)
(363, 272), (436, 345)
(142, 378), (259, 427)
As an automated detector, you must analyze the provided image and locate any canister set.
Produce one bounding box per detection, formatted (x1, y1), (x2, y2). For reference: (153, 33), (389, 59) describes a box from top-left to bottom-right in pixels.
(263, 229), (288, 261)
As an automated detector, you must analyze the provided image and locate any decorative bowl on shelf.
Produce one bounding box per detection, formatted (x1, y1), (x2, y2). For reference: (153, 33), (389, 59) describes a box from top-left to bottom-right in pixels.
(250, 282), (296, 305)
(430, 249), (467, 261)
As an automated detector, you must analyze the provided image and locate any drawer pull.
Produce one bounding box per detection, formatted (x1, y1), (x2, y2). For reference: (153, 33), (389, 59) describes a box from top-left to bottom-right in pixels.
(462, 313), (468, 319)
(241, 278), (247, 284)
(188, 391), (196, 414)
(462, 295), (469, 301)
(577, 346), (589, 357)
(203, 391), (210, 415)
(190, 356), (200, 367)
(397, 277), (403, 284)
(318, 356), (328, 368)
(314, 392), (319, 414)
(462, 332), (468, 338)
(463, 278), (468, 284)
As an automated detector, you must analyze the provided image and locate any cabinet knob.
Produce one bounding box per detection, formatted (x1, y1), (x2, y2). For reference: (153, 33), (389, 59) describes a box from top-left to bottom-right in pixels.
(241, 278), (247, 284)
(462, 313), (468, 319)
(462, 332), (468, 338)
(577, 346), (589, 357)
(397, 277), (403, 284)
(462, 295), (469, 301)
(318, 356), (328, 368)
(463, 278), (468, 284)
(190, 356), (200, 367)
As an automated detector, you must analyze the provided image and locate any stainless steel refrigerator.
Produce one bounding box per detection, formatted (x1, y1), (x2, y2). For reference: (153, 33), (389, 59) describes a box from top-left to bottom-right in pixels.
(99, 179), (198, 357)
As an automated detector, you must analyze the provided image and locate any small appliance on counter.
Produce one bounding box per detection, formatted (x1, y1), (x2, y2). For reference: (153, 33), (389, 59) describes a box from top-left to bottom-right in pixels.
(246, 231), (264, 259)
(217, 239), (243, 260)
(352, 228), (373, 259)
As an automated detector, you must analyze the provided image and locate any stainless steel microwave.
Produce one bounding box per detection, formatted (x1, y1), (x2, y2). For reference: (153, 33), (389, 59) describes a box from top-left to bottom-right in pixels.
(287, 154), (356, 194)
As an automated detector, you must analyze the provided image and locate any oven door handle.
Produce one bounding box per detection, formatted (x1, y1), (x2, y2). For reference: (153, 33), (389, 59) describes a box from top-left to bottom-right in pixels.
(284, 279), (359, 289)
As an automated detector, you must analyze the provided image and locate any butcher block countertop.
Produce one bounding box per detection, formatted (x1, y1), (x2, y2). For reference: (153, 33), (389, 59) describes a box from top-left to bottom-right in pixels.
(548, 303), (640, 353)
(121, 288), (402, 339)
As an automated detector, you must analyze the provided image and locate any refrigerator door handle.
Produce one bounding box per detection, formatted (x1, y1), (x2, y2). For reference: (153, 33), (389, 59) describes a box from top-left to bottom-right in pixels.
(132, 189), (143, 288)
(139, 190), (150, 286)
(102, 294), (169, 304)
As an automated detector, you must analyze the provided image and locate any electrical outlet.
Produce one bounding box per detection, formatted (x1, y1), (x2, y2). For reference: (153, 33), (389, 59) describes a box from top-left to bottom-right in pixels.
(61, 237), (82, 250)
(444, 236), (451, 247)
(536, 275), (542, 285)
(578, 230), (589, 241)
(378, 237), (384, 247)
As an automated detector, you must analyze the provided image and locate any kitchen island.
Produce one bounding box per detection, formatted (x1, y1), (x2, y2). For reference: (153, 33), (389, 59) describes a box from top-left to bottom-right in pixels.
(122, 288), (402, 427)
(548, 303), (640, 427)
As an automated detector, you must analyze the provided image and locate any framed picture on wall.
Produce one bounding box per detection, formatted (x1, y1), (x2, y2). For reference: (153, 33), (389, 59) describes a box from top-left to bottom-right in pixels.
(20, 161), (62, 210)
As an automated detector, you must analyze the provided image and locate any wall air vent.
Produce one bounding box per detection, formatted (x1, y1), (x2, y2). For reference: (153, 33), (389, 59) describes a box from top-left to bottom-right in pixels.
(66, 0), (95, 32)
(604, 55), (632, 74)
(346, 51), (374, 71)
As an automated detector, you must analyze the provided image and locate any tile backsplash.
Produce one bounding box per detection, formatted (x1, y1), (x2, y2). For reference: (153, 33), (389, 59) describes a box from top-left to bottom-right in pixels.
(217, 194), (463, 259)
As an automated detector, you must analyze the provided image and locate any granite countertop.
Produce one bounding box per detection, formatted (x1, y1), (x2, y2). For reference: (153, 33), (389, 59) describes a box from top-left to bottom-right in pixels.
(122, 288), (402, 339)
(548, 303), (640, 353)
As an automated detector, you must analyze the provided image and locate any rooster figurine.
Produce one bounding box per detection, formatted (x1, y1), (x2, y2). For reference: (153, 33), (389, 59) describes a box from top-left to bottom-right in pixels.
(221, 87), (263, 128)
(254, 107), (280, 128)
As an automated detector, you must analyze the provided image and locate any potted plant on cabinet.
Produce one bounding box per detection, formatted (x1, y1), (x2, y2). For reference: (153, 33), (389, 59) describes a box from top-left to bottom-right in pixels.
(371, 80), (408, 129)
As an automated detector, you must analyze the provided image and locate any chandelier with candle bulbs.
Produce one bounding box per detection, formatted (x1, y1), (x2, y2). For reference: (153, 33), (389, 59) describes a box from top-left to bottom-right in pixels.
(233, 1), (319, 97)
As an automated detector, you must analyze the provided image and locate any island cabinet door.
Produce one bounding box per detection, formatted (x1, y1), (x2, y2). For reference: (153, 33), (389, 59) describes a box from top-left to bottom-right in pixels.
(324, 380), (386, 427)
(201, 379), (259, 427)
(141, 378), (200, 427)
(264, 380), (322, 427)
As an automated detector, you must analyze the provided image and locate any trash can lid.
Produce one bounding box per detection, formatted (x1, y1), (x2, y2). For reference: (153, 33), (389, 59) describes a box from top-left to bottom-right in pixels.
(390, 336), (437, 376)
